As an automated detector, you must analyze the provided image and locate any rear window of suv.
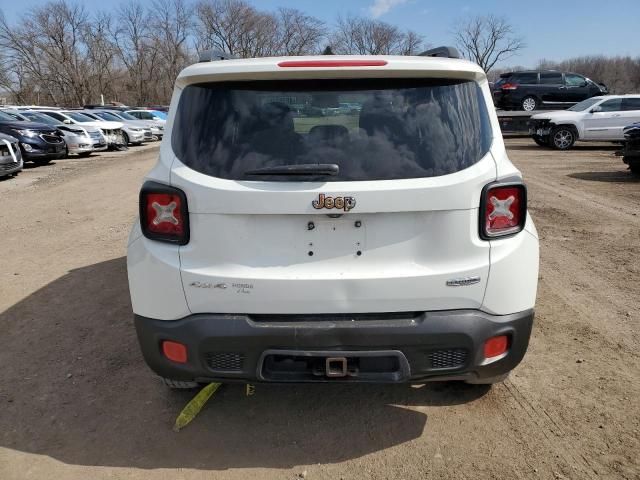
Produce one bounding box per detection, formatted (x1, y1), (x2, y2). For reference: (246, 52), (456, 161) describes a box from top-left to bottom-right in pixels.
(172, 78), (492, 182)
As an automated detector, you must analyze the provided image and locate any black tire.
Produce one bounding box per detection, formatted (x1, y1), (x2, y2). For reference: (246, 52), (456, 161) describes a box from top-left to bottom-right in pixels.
(550, 126), (576, 150)
(77, 152), (92, 158)
(161, 377), (200, 389)
(521, 96), (538, 112)
(629, 161), (640, 176)
(533, 136), (550, 147)
(122, 131), (130, 145)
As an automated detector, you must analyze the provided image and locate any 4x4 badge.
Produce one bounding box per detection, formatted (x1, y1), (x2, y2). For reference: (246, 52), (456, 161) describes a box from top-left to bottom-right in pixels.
(312, 194), (356, 212)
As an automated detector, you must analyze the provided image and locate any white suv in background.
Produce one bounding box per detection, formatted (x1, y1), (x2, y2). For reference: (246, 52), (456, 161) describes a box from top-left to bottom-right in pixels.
(530, 95), (640, 149)
(127, 49), (539, 389)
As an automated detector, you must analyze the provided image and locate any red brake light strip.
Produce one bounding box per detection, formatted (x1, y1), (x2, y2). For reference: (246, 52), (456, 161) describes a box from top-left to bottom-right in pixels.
(278, 60), (388, 68)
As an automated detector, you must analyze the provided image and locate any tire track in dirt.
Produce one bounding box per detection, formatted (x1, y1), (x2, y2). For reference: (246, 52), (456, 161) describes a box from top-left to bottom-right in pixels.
(507, 139), (640, 479)
(525, 173), (640, 226)
(501, 380), (601, 479)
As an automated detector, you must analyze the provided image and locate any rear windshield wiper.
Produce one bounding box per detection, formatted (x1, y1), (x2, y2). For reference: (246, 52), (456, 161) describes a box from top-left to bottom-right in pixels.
(244, 163), (339, 176)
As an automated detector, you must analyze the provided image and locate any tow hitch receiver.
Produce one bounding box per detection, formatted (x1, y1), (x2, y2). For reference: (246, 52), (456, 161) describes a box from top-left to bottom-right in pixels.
(259, 349), (410, 382)
(325, 357), (348, 377)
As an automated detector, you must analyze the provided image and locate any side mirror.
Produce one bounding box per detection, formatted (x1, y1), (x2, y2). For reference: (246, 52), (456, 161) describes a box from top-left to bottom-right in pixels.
(590, 106), (602, 113)
(63, 119), (72, 124)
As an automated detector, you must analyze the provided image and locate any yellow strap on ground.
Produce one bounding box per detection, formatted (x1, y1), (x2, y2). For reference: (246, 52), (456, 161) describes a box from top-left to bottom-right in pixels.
(173, 382), (222, 432)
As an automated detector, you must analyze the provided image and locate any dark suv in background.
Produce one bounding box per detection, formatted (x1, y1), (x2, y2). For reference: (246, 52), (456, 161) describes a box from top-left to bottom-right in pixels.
(493, 70), (608, 111)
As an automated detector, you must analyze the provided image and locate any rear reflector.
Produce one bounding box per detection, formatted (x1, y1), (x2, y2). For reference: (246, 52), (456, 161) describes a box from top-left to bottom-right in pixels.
(139, 181), (189, 245)
(162, 340), (188, 363)
(480, 182), (527, 239)
(484, 335), (508, 359)
(278, 60), (388, 68)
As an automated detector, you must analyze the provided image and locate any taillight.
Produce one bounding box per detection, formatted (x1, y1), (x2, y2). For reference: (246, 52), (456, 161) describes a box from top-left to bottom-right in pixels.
(501, 82), (518, 90)
(480, 182), (527, 239)
(139, 181), (189, 245)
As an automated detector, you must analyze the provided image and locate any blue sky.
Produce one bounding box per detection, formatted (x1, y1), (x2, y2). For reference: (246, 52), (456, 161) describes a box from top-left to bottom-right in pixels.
(1, 0), (638, 68)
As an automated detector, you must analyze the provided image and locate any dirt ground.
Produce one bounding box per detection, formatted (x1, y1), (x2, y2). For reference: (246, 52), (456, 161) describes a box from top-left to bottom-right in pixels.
(0, 139), (638, 480)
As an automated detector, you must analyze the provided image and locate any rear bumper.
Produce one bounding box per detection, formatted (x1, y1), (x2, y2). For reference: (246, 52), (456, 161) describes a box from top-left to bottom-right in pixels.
(134, 309), (534, 383)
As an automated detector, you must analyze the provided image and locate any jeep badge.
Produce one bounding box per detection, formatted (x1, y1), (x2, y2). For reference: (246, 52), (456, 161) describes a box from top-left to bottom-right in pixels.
(312, 194), (356, 212)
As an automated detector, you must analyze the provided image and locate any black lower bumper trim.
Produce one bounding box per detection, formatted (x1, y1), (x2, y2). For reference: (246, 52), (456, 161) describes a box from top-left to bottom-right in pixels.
(134, 309), (534, 384)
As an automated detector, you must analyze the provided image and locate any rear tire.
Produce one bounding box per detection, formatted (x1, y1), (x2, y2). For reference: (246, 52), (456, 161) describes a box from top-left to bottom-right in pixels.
(122, 132), (130, 145)
(533, 136), (550, 147)
(466, 372), (510, 385)
(161, 377), (200, 389)
(521, 96), (538, 112)
(550, 126), (576, 150)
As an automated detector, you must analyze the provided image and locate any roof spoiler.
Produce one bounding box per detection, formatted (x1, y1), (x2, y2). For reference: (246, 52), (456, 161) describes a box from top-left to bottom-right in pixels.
(198, 49), (238, 62)
(418, 46), (461, 59)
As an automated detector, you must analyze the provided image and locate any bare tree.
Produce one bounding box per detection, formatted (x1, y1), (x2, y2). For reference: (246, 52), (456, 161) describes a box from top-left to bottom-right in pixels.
(150, 0), (193, 100)
(111, 2), (159, 105)
(537, 55), (640, 94)
(274, 8), (326, 56)
(398, 30), (424, 56)
(0, 1), (94, 106)
(83, 11), (119, 103)
(194, 0), (278, 58)
(25, 2), (639, 107)
(331, 15), (422, 55)
(454, 15), (525, 73)
(0, 10), (49, 104)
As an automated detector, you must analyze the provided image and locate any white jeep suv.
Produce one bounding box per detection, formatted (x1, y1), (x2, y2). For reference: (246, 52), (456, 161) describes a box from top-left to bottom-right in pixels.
(530, 95), (640, 149)
(127, 50), (539, 388)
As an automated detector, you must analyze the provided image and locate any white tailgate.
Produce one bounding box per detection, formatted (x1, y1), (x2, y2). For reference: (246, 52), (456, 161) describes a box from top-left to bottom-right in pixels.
(172, 151), (496, 314)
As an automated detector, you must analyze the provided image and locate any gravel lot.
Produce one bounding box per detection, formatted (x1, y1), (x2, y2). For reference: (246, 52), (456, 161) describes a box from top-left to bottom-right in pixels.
(0, 139), (638, 480)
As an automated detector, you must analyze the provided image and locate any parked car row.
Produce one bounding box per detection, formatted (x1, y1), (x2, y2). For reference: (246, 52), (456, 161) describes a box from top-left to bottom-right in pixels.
(0, 106), (168, 178)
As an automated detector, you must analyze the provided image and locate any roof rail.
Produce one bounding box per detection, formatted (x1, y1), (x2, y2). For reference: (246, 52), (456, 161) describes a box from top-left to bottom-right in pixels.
(418, 46), (461, 59)
(198, 49), (238, 62)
